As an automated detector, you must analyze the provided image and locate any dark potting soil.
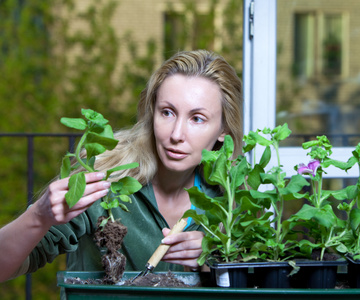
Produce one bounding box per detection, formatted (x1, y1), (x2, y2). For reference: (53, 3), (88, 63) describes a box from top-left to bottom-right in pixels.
(93, 216), (127, 284)
(64, 271), (192, 287)
(123, 271), (192, 287)
(90, 216), (192, 287)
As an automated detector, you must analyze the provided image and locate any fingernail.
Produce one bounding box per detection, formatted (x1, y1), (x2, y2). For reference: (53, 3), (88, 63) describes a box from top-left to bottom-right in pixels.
(97, 172), (106, 179)
(161, 238), (169, 244)
(101, 189), (109, 196)
(103, 181), (111, 188)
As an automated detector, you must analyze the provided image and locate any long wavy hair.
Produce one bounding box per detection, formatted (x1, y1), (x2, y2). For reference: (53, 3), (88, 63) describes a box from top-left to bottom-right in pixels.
(94, 50), (243, 185)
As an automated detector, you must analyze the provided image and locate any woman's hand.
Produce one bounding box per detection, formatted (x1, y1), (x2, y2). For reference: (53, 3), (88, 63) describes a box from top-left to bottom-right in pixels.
(0, 171), (110, 282)
(160, 229), (204, 270)
(34, 172), (110, 228)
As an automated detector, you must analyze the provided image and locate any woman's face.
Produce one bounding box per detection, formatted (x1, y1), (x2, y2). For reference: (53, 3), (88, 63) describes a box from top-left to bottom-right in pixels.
(153, 74), (226, 174)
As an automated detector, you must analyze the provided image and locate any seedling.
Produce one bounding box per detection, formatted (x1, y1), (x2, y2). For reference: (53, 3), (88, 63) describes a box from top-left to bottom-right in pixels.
(60, 108), (142, 227)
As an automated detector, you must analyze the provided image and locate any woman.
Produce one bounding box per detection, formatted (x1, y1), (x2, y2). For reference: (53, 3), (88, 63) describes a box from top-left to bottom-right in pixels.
(0, 50), (243, 283)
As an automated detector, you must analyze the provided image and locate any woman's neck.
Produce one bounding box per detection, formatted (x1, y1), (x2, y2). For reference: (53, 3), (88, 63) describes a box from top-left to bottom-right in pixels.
(152, 167), (195, 195)
(151, 167), (196, 228)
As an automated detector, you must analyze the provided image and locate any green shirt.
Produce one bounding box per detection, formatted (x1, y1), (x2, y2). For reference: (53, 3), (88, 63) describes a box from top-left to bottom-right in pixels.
(28, 179), (219, 274)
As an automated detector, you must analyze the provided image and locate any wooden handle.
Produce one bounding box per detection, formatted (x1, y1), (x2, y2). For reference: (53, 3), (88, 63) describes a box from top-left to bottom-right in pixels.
(147, 218), (187, 268)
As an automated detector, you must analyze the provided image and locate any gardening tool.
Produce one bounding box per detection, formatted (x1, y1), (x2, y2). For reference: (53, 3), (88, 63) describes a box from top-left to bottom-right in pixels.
(131, 218), (187, 282)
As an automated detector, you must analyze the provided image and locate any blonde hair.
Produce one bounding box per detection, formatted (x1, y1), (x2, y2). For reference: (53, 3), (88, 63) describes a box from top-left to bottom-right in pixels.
(94, 50), (243, 185)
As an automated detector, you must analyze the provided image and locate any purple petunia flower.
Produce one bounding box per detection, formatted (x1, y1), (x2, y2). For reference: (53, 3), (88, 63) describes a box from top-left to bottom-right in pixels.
(297, 160), (321, 177)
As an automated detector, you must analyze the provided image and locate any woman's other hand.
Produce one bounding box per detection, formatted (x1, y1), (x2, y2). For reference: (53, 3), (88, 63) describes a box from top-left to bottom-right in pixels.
(160, 228), (204, 270)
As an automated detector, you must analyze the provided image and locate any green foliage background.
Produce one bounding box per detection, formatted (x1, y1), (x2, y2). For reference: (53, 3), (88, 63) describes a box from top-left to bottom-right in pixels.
(0, 0), (242, 299)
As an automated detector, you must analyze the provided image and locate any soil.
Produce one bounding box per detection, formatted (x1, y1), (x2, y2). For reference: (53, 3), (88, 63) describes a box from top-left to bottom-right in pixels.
(91, 216), (191, 287)
(122, 271), (192, 287)
(64, 270), (192, 287)
(94, 216), (127, 284)
(310, 250), (340, 261)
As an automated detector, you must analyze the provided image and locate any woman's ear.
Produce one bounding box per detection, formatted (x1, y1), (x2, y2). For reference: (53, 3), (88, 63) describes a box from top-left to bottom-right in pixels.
(217, 130), (228, 143)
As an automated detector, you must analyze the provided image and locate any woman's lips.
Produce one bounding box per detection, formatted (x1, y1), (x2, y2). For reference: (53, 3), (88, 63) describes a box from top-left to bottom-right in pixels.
(165, 148), (188, 159)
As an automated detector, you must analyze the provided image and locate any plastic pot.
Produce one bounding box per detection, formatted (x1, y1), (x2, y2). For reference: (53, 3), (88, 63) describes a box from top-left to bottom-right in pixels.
(207, 258), (347, 288)
(346, 254), (360, 288)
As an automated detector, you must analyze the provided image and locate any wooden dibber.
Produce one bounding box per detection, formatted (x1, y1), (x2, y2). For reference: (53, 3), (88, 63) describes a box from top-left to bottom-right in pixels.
(131, 218), (187, 282)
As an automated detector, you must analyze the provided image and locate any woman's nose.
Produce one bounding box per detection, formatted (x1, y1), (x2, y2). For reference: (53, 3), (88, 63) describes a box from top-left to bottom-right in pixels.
(170, 118), (186, 143)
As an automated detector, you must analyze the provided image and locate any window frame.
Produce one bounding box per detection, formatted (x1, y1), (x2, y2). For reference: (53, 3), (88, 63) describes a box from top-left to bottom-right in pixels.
(242, 0), (356, 179)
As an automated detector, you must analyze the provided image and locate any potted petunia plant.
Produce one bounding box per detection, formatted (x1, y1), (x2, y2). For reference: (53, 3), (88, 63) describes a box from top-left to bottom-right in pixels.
(183, 124), (359, 288)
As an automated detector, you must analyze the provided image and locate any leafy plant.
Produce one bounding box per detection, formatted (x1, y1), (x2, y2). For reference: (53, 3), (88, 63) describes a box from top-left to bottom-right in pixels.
(183, 123), (360, 266)
(295, 139), (360, 260)
(241, 124), (311, 262)
(340, 145), (360, 259)
(183, 135), (254, 264)
(60, 108), (142, 226)
(183, 124), (307, 264)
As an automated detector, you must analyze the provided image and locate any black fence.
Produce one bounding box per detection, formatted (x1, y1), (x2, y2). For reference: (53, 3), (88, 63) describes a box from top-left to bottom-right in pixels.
(0, 133), (81, 300)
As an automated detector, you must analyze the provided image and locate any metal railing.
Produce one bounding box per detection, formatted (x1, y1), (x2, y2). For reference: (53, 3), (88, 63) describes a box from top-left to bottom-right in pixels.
(0, 133), (81, 300)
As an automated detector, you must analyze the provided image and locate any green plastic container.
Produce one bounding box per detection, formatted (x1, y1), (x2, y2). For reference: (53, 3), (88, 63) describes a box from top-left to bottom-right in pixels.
(57, 271), (360, 300)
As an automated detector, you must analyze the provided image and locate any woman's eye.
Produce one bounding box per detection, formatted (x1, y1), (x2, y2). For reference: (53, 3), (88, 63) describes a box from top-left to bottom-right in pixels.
(193, 116), (205, 123)
(161, 109), (173, 117)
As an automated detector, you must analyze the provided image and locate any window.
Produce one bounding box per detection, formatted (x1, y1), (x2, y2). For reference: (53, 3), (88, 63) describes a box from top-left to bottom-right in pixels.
(294, 12), (344, 80)
(163, 8), (215, 59)
(323, 14), (342, 76)
(244, 0), (358, 178)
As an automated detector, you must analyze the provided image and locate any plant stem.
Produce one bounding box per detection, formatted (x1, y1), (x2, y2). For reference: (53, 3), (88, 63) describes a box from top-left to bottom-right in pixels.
(225, 176), (233, 262)
(274, 140), (283, 260)
(317, 173), (323, 208)
(108, 209), (115, 222)
(75, 130), (94, 172)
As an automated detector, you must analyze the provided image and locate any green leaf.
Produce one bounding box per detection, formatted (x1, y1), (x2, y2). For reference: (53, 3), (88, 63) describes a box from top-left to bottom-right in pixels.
(119, 195), (131, 203)
(65, 172), (86, 208)
(259, 146), (271, 168)
(294, 204), (318, 220)
(330, 187), (350, 201)
(87, 156), (96, 170)
(247, 164), (264, 190)
(84, 132), (118, 151)
(183, 209), (209, 227)
(233, 193), (262, 214)
(229, 156), (248, 191)
(223, 135), (234, 159)
(60, 153), (73, 179)
(248, 190), (273, 208)
(94, 124), (115, 139)
(207, 152), (228, 187)
(295, 204), (338, 228)
(350, 208), (360, 233)
(260, 172), (279, 186)
(186, 187), (218, 211)
(118, 202), (130, 212)
(100, 202), (109, 210)
(111, 176), (142, 195)
(322, 157), (356, 171)
(85, 143), (107, 160)
(272, 123), (291, 141)
(106, 162), (139, 179)
(248, 131), (272, 147)
(278, 174), (310, 196)
(99, 217), (110, 228)
(302, 140), (320, 150)
(60, 117), (87, 130)
(82, 108), (109, 127)
(336, 243), (348, 254)
(242, 136), (257, 153)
